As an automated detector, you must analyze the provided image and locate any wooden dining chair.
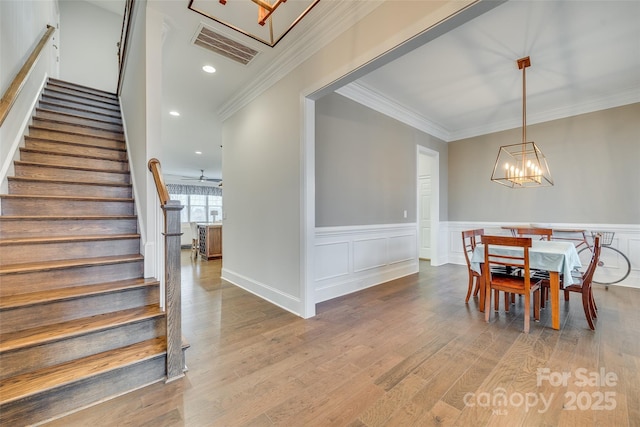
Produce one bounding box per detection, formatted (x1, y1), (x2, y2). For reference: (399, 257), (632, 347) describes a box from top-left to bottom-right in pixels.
(515, 227), (553, 241)
(540, 235), (601, 330)
(462, 229), (484, 303)
(483, 235), (542, 333)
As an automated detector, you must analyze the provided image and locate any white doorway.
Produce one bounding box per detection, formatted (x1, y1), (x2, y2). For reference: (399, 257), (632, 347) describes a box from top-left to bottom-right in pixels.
(417, 146), (439, 264)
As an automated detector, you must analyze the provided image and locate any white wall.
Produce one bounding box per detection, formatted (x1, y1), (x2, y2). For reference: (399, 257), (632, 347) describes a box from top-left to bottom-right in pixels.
(58, 0), (121, 93)
(221, 1), (477, 317)
(0, 0), (59, 193)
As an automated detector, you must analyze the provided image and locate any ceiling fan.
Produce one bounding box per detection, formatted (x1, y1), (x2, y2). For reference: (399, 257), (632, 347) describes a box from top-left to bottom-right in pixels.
(181, 170), (222, 183)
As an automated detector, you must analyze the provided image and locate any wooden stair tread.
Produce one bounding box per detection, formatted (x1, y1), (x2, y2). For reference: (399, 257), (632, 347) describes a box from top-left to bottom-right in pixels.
(0, 278), (159, 310)
(24, 135), (126, 152)
(7, 176), (131, 187)
(0, 337), (166, 405)
(0, 305), (163, 353)
(0, 234), (140, 246)
(38, 101), (122, 120)
(29, 125), (125, 141)
(35, 108), (122, 127)
(48, 78), (118, 98)
(0, 215), (137, 221)
(41, 93), (121, 110)
(14, 160), (130, 173)
(0, 254), (143, 275)
(31, 117), (124, 135)
(20, 147), (129, 163)
(0, 194), (133, 202)
(43, 87), (120, 106)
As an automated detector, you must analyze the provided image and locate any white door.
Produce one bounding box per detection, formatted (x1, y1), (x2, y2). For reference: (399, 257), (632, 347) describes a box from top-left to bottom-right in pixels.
(418, 154), (432, 260)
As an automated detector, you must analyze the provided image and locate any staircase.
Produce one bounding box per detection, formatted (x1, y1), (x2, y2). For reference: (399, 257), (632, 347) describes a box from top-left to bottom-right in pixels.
(0, 78), (172, 425)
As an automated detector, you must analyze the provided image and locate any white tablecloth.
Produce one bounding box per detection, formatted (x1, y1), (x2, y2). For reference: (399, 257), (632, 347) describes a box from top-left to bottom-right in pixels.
(471, 240), (582, 284)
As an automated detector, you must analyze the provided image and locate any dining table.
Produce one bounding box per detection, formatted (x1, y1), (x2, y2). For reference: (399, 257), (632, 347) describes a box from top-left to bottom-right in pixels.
(470, 239), (582, 330)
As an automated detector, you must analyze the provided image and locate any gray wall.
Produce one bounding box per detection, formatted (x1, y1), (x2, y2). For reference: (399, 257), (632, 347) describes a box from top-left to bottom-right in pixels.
(315, 92), (448, 227)
(448, 103), (640, 223)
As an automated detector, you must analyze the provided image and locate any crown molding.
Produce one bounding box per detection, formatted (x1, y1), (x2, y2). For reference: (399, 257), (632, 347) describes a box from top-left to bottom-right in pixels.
(218, 1), (383, 121)
(337, 82), (640, 143)
(449, 89), (640, 141)
(336, 82), (452, 142)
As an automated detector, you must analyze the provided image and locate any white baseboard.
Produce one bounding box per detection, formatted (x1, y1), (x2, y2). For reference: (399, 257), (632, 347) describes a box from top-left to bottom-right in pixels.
(222, 268), (303, 316)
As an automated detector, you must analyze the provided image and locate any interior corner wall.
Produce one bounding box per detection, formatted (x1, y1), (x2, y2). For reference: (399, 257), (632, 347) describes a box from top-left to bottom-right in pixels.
(58, 0), (121, 93)
(448, 103), (640, 224)
(315, 92), (448, 227)
(221, 1), (473, 316)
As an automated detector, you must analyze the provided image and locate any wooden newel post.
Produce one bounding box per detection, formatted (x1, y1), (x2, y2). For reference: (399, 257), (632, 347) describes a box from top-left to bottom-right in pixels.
(163, 199), (184, 382)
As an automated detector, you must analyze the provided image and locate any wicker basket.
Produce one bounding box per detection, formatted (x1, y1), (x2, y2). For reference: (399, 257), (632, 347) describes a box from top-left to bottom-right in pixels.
(592, 231), (614, 246)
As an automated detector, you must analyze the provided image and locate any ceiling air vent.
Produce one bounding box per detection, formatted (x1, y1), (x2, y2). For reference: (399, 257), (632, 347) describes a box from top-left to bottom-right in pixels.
(193, 25), (259, 66)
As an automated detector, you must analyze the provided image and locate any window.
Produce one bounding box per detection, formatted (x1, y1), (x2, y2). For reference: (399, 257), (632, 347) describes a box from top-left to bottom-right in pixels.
(167, 184), (222, 224)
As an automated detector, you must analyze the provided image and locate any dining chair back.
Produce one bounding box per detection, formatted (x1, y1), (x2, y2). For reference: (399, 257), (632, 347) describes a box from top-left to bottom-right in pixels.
(482, 235), (542, 333)
(515, 227), (553, 241)
(563, 234), (601, 330)
(462, 229), (484, 303)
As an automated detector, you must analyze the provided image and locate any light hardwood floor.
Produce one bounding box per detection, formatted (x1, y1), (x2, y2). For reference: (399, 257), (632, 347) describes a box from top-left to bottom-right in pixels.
(48, 251), (640, 426)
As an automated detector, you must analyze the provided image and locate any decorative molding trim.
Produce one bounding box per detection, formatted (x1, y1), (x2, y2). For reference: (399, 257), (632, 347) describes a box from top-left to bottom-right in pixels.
(449, 90), (640, 141)
(337, 83), (640, 143)
(222, 268), (303, 316)
(336, 81), (451, 141)
(218, 1), (382, 121)
(314, 223), (418, 303)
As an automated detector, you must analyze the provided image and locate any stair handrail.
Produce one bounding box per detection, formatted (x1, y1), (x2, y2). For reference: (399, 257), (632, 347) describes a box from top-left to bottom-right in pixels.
(0, 24), (55, 127)
(148, 158), (170, 206)
(148, 158), (185, 382)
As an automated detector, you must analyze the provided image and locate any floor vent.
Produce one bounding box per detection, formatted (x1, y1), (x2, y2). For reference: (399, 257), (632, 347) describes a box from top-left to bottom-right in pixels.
(193, 25), (259, 65)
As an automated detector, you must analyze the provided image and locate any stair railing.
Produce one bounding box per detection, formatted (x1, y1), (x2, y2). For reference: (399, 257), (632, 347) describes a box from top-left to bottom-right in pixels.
(148, 158), (184, 382)
(0, 24), (55, 126)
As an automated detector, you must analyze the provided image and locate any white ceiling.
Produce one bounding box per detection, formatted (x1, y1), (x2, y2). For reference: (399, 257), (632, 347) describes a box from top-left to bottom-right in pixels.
(86, 0), (640, 181)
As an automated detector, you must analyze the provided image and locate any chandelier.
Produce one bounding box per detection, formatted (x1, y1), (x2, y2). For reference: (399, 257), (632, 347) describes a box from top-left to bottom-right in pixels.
(491, 56), (553, 188)
(188, 0), (320, 47)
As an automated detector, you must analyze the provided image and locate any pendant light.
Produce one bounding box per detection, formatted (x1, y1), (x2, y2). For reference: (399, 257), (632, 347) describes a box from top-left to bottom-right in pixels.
(491, 56), (553, 188)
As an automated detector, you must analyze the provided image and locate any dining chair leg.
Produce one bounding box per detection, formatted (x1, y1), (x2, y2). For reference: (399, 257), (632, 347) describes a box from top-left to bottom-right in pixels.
(494, 290), (500, 312)
(465, 274), (474, 303)
(534, 289), (540, 321)
(582, 289), (596, 330)
(589, 290), (597, 319)
(504, 292), (510, 312)
(485, 288), (492, 323)
(523, 293), (530, 333)
(473, 280), (480, 297)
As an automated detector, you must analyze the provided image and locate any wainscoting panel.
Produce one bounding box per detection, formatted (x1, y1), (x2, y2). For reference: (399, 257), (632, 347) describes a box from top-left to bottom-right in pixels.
(315, 224), (418, 303)
(444, 222), (640, 289)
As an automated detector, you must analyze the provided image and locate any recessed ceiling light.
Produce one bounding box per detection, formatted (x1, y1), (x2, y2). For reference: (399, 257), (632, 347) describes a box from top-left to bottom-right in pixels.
(169, 111), (180, 117)
(202, 65), (216, 74)
(195, 151), (202, 155)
